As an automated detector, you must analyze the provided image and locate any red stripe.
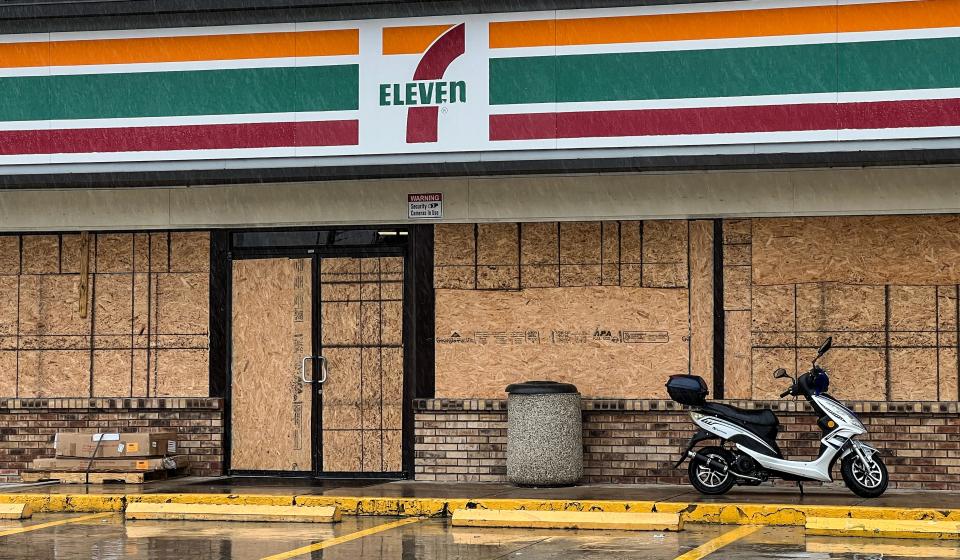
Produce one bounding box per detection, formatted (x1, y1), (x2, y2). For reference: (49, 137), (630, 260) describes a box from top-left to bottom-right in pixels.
(406, 23), (465, 144)
(0, 120), (358, 155)
(489, 99), (960, 140)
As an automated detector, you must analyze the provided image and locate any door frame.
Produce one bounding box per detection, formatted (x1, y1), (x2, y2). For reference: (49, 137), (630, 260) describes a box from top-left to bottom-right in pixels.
(217, 225), (433, 479)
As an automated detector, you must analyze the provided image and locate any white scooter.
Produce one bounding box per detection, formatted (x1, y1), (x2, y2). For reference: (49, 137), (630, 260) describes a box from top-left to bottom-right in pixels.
(667, 337), (888, 498)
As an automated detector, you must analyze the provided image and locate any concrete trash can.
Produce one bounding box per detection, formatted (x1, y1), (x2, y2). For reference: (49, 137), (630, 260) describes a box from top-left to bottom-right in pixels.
(505, 380), (583, 486)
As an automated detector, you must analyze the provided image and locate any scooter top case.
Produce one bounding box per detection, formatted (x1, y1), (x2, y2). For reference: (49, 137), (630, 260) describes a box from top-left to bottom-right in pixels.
(699, 402), (783, 457)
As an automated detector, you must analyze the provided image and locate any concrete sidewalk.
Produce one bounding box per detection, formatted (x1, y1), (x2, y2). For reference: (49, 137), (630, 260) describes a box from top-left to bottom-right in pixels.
(1, 479), (959, 526)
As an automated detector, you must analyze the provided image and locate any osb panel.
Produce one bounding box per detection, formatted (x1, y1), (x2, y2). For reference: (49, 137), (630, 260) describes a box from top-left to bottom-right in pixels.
(382, 256), (403, 274)
(21, 236), (59, 274)
(888, 286), (937, 332)
(435, 286), (689, 399)
(723, 219), (752, 244)
(0, 350), (15, 397)
(61, 234), (87, 274)
(477, 223), (518, 265)
(381, 301), (402, 346)
(723, 266), (751, 311)
(151, 233), (169, 272)
(133, 233), (150, 273)
(521, 265), (559, 288)
(620, 221), (641, 264)
(643, 220), (687, 266)
(384, 430), (403, 471)
(642, 263), (685, 288)
(559, 264), (601, 287)
(18, 275), (92, 336)
(360, 302), (381, 345)
(324, 404), (361, 430)
(560, 222), (601, 264)
(752, 285), (795, 332)
(322, 282), (360, 302)
(321, 302), (360, 346)
(383, 404), (402, 430)
(601, 222), (620, 286)
(93, 274), (133, 336)
(322, 430), (361, 472)
(132, 349), (148, 397)
(753, 216), (960, 286)
(382, 348), (403, 404)
(940, 347), (959, 401)
(724, 311), (752, 399)
(169, 231), (210, 273)
(154, 349), (208, 396)
(92, 350), (132, 397)
(478, 266), (519, 290)
(889, 348), (938, 401)
(96, 234), (134, 273)
(689, 221), (714, 384)
(938, 286), (958, 332)
(435, 266), (474, 290)
(231, 258), (312, 472)
(620, 263), (641, 287)
(724, 243), (751, 266)
(0, 236), (19, 274)
(752, 347), (795, 400)
(521, 222), (558, 265)
(0, 275), (18, 337)
(796, 346), (886, 401)
(132, 274), (150, 348)
(156, 273), (209, 335)
(322, 348), (361, 406)
(795, 284), (885, 333)
(362, 431), (383, 472)
(17, 350), (89, 397)
(435, 224), (475, 267)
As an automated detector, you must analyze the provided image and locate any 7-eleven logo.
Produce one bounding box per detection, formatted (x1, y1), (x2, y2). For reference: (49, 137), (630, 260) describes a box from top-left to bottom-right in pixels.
(381, 23), (466, 143)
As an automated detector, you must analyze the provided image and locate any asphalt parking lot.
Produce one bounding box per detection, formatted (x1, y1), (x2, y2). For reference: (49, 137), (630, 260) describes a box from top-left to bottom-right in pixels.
(1, 513), (959, 560)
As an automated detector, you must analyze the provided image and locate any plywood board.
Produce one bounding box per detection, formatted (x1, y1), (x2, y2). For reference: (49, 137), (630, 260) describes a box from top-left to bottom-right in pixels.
(435, 266), (474, 290)
(752, 348), (795, 400)
(722, 266), (751, 311)
(0, 275), (18, 337)
(689, 220), (713, 384)
(61, 234), (87, 274)
(21, 236), (59, 274)
(752, 284), (795, 332)
(0, 350), (16, 397)
(155, 273), (209, 335)
(322, 348), (361, 406)
(154, 349), (208, 397)
(723, 310), (752, 399)
(150, 233), (169, 272)
(169, 232), (210, 273)
(520, 265), (559, 288)
(939, 347), (959, 402)
(560, 222), (601, 264)
(322, 430), (361, 472)
(383, 430), (403, 471)
(796, 346), (886, 401)
(435, 286), (689, 398)
(96, 234), (134, 273)
(601, 221), (620, 286)
(362, 430), (382, 472)
(0, 236), (19, 274)
(643, 263), (684, 288)
(18, 275), (92, 337)
(93, 350), (132, 397)
(724, 243), (751, 266)
(560, 264), (601, 287)
(753, 216), (960, 286)
(795, 284), (885, 333)
(620, 221), (641, 264)
(94, 274), (133, 337)
(642, 220), (687, 267)
(321, 302), (360, 346)
(478, 265), (519, 290)
(520, 222), (558, 266)
(435, 224), (475, 266)
(938, 286), (958, 332)
(889, 348), (938, 401)
(888, 286), (937, 332)
(17, 350), (89, 397)
(477, 223), (518, 266)
(722, 219), (752, 244)
(231, 258), (312, 472)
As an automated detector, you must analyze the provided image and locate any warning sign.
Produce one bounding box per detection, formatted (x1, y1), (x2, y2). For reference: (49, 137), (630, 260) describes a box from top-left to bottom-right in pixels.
(408, 193), (443, 219)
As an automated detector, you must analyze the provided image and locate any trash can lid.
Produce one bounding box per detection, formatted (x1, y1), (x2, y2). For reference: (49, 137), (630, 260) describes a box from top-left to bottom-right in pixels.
(505, 380), (579, 394)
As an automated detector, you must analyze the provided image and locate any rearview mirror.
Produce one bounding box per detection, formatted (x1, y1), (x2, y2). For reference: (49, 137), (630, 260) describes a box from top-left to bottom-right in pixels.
(814, 337), (833, 363)
(773, 368), (789, 379)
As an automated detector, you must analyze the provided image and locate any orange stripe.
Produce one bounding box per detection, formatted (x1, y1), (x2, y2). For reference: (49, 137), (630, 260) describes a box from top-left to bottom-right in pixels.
(490, 0), (960, 48)
(0, 29), (358, 69)
(382, 24), (452, 55)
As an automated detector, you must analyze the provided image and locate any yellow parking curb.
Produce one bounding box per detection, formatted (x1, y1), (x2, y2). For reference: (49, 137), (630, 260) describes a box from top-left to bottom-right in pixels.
(806, 516), (960, 539)
(451, 509), (683, 531)
(125, 502), (341, 523)
(1, 492), (958, 528)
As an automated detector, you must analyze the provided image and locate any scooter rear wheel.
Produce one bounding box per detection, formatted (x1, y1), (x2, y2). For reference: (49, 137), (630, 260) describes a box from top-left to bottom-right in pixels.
(840, 453), (888, 498)
(688, 446), (735, 495)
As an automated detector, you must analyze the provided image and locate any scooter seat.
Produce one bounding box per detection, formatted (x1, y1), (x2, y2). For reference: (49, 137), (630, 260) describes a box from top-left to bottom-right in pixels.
(702, 402), (778, 427)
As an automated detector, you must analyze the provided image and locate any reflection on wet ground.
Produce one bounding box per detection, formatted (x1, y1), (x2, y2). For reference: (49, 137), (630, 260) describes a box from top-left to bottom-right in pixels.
(0, 514), (959, 560)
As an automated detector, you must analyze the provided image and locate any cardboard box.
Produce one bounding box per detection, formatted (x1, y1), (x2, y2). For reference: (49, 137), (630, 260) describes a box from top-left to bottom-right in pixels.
(31, 455), (185, 472)
(55, 432), (178, 459)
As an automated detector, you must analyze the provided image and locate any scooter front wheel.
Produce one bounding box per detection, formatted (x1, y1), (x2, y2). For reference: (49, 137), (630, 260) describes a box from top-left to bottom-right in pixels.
(688, 446), (735, 495)
(841, 452), (889, 498)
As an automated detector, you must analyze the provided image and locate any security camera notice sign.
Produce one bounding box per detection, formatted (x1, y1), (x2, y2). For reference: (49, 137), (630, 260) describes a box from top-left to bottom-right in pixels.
(408, 193), (443, 219)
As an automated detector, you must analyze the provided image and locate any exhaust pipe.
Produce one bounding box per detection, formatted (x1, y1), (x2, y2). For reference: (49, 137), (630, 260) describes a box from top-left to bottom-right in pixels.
(687, 450), (729, 473)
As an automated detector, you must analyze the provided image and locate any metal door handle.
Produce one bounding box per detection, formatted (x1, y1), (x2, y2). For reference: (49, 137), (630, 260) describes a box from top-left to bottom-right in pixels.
(300, 355), (328, 384)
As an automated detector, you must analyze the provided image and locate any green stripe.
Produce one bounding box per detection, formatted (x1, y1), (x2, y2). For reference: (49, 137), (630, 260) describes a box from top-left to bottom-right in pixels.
(0, 65), (358, 121)
(489, 37), (960, 105)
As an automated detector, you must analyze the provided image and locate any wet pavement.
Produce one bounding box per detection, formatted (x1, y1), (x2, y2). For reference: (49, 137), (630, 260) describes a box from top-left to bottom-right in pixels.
(1, 513), (960, 560)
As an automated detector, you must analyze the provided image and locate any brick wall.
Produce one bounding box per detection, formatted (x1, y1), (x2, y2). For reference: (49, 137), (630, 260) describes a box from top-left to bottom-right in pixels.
(414, 399), (960, 490)
(0, 397), (224, 482)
